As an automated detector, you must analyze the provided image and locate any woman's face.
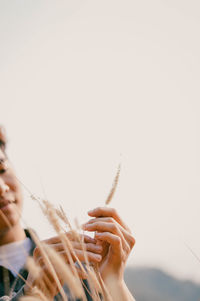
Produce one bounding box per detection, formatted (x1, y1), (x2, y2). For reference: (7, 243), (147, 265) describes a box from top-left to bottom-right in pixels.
(0, 149), (23, 233)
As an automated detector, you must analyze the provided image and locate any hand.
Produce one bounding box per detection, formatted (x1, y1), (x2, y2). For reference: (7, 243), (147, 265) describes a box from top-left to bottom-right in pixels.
(42, 233), (103, 277)
(24, 249), (59, 299)
(24, 232), (103, 297)
(82, 207), (135, 282)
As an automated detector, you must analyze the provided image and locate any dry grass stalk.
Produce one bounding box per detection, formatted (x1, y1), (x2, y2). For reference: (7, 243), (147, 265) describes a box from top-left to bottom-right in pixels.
(93, 271), (113, 301)
(33, 205), (102, 299)
(56, 206), (73, 231)
(184, 242), (200, 264)
(41, 200), (88, 280)
(25, 257), (42, 282)
(0, 209), (36, 299)
(40, 200), (61, 234)
(105, 163), (121, 205)
(20, 297), (43, 301)
(27, 229), (68, 301)
(36, 199), (92, 300)
(12, 176), (115, 301)
(42, 244), (84, 300)
(74, 220), (103, 301)
(46, 202), (96, 283)
(20, 287), (49, 301)
(86, 268), (104, 300)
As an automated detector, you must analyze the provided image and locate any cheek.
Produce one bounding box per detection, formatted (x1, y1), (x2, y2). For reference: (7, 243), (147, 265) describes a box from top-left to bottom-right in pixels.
(7, 182), (24, 212)
(15, 191), (24, 210)
(0, 203), (20, 229)
(7, 179), (23, 201)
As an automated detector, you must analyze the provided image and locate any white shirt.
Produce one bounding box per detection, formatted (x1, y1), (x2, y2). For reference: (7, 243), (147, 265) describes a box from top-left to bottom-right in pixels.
(0, 238), (32, 277)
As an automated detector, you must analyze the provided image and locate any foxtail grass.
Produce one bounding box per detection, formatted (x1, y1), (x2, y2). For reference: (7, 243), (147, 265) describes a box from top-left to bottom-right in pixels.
(5, 163), (122, 300)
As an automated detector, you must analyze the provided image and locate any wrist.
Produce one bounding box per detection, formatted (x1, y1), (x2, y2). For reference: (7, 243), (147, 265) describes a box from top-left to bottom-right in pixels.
(103, 274), (124, 289)
(102, 268), (124, 284)
(103, 277), (135, 301)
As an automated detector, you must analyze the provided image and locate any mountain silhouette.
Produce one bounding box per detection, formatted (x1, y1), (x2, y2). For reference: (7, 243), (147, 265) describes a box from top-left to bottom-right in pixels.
(124, 267), (200, 301)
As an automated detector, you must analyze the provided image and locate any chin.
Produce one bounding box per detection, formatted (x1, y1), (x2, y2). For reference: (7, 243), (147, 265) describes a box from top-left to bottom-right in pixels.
(0, 211), (20, 231)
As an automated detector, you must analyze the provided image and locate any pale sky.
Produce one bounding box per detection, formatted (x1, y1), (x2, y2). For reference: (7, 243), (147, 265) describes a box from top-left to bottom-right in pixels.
(1, 0), (200, 283)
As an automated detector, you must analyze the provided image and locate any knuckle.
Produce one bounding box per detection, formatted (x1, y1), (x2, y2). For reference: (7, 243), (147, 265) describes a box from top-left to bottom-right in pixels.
(96, 206), (103, 212)
(122, 251), (127, 261)
(110, 207), (117, 216)
(125, 244), (131, 253)
(110, 223), (117, 232)
(129, 235), (136, 248)
(115, 236), (121, 245)
(43, 235), (57, 244)
(44, 237), (51, 244)
(107, 217), (115, 223)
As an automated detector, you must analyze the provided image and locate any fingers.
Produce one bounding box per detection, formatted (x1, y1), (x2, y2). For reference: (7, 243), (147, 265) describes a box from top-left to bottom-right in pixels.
(43, 232), (96, 245)
(45, 241), (102, 254)
(33, 240), (102, 269)
(88, 207), (131, 232)
(83, 221), (130, 254)
(84, 217), (135, 250)
(95, 232), (122, 256)
(71, 241), (103, 254)
(31, 231), (104, 297)
(70, 249), (102, 263)
(33, 268), (59, 298)
(42, 246), (102, 263)
(35, 232), (101, 262)
(29, 255), (60, 298)
(86, 207), (135, 249)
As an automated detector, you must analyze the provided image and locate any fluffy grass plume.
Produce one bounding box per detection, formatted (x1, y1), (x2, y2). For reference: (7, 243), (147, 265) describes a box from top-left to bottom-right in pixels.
(20, 198), (106, 301)
(105, 163), (121, 205)
(8, 168), (123, 300)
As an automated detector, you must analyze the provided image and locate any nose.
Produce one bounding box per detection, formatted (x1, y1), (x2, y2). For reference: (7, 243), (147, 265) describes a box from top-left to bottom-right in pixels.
(0, 178), (9, 196)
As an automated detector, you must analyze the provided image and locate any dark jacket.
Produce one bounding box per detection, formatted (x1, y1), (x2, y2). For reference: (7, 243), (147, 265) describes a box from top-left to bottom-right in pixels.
(0, 230), (93, 301)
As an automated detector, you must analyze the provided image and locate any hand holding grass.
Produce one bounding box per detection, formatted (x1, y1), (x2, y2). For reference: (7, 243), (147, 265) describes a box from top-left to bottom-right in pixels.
(82, 207), (135, 282)
(24, 233), (103, 299)
(82, 207), (136, 301)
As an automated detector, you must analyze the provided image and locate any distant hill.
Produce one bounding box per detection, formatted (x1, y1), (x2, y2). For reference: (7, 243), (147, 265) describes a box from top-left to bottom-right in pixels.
(124, 267), (200, 301)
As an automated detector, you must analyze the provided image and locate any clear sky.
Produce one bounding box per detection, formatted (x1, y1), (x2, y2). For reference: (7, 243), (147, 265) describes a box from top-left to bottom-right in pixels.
(1, 0), (200, 283)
